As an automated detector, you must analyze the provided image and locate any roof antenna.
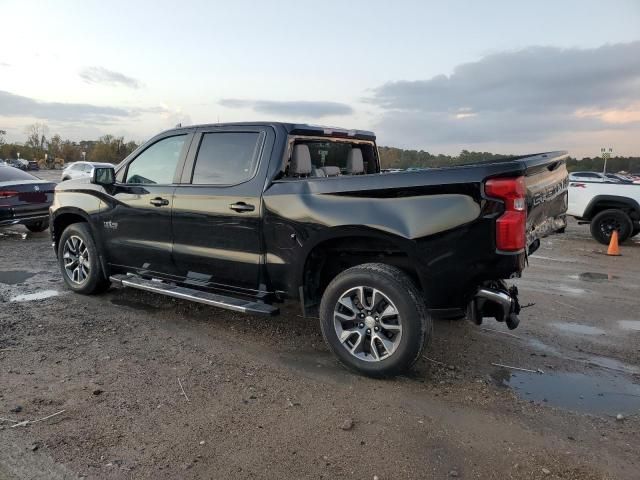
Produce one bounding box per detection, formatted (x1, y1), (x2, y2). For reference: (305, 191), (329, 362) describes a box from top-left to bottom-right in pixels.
(175, 123), (182, 128)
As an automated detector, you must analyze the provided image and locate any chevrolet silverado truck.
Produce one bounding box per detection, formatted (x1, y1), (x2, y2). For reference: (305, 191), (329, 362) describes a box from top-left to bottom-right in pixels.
(50, 122), (568, 377)
(567, 178), (640, 244)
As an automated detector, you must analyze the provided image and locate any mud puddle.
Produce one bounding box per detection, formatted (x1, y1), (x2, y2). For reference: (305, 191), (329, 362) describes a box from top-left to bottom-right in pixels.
(551, 322), (606, 336)
(0, 270), (36, 285)
(526, 337), (640, 374)
(618, 320), (640, 331)
(492, 368), (640, 415)
(573, 272), (619, 283)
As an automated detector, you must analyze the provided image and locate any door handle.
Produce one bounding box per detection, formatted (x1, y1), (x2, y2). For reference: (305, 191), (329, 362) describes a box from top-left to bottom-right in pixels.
(229, 202), (255, 212)
(150, 197), (170, 207)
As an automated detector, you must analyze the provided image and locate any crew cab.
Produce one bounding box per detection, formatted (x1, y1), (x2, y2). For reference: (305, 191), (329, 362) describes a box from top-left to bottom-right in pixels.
(567, 178), (640, 244)
(50, 122), (568, 377)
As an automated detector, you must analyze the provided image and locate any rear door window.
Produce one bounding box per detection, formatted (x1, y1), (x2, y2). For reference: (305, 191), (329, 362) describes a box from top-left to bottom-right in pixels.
(191, 132), (261, 185)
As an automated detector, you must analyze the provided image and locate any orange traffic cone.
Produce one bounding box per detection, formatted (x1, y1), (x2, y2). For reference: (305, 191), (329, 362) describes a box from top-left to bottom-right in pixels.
(607, 230), (621, 256)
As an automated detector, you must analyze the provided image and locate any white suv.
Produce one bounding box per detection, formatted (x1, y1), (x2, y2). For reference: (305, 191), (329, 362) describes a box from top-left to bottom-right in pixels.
(61, 162), (114, 181)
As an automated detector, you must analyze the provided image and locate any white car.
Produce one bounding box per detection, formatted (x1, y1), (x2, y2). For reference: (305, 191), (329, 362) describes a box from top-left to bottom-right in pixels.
(567, 179), (640, 244)
(570, 171), (620, 182)
(61, 162), (114, 182)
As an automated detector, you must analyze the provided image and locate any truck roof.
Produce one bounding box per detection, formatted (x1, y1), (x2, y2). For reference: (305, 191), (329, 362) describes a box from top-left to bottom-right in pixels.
(166, 122), (377, 141)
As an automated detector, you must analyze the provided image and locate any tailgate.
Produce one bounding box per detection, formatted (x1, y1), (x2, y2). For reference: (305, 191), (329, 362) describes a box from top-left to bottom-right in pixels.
(519, 152), (569, 246)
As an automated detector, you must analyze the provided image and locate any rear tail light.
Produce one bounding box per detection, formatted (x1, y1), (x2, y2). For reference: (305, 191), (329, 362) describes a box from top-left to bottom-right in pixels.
(0, 190), (18, 198)
(485, 176), (527, 251)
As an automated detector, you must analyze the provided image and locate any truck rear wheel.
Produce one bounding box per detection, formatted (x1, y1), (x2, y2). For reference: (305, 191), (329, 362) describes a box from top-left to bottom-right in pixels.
(319, 263), (431, 378)
(590, 209), (633, 245)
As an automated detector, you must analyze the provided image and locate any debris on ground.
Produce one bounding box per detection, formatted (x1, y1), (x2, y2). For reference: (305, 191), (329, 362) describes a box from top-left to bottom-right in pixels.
(491, 362), (544, 374)
(178, 377), (190, 402)
(9, 409), (66, 428)
(340, 418), (354, 431)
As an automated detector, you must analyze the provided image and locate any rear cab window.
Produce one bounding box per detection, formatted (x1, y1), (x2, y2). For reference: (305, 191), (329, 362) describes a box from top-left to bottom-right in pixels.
(285, 138), (378, 178)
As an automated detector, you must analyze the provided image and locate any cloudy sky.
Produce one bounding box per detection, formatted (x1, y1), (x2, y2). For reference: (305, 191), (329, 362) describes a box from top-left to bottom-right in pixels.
(1, 0), (639, 157)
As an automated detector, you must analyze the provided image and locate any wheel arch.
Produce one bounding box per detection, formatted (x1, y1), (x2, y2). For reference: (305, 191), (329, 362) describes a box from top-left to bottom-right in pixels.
(51, 208), (93, 252)
(298, 227), (424, 306)
(583, 195), (640, 221)
(52, 208), (111, 281)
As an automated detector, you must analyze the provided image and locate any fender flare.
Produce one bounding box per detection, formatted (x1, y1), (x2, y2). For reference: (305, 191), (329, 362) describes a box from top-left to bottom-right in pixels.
(295, 225), (423, 293)
(583, 195), (640, 220)
(51, 207), (110, 280)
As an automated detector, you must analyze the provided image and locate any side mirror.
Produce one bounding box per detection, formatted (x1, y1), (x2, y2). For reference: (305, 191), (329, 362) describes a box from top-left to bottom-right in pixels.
(91, 166), (116, 186)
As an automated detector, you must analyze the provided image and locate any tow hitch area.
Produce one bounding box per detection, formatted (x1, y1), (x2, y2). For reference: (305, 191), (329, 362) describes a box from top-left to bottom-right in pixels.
(468, 281), (521, 330)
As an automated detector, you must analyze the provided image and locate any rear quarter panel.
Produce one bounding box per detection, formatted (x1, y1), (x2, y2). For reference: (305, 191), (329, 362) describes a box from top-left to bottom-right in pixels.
(262, 164), (526, 306)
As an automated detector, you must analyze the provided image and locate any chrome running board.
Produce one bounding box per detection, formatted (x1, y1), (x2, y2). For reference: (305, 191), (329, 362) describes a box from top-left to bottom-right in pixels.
(109, 274), (278, 316)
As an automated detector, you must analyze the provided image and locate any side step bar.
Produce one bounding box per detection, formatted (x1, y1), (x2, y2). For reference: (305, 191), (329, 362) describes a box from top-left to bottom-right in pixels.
(109, 274), (279, 316)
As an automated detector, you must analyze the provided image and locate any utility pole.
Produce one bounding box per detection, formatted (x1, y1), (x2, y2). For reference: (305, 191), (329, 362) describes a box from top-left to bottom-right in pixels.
(601, 147), (612, 175)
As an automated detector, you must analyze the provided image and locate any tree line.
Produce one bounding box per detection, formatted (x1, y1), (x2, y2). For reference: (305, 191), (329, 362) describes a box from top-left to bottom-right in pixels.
(1, 125), (638, 173)
(378, 146), (640, 173)
(0, 123), (138, 167)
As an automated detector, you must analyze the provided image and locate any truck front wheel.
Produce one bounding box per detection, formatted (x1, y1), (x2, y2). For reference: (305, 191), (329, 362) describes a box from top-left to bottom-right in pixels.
(58, 223), (110, 294)
(319, 263), (431, 378)
(590, 209), (633, 245)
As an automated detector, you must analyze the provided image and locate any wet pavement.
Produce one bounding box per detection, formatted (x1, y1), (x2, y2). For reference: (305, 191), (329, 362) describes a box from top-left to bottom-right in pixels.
(0, 270), (37, 285)
(495, 369), (640, 415)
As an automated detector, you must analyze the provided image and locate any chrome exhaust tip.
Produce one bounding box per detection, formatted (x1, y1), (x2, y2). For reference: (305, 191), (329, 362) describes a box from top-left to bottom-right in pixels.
(476, 288), (513, 318)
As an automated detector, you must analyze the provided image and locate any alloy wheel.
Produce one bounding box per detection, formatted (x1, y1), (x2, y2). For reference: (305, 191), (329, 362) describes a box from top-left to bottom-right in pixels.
(63, 235), (90, 284)
(333, 286), (402, 362)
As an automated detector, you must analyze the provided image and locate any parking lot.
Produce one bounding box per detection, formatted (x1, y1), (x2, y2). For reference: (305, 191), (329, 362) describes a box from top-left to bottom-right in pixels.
(1, 171), (639, 479)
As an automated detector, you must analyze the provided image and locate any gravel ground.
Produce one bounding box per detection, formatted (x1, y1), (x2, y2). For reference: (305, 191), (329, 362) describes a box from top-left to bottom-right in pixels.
(1, 173), (639, 479)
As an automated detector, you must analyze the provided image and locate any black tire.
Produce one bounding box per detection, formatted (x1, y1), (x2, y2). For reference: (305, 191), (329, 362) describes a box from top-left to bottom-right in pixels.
(25, 220), (49, 233)
(57, 223), (110, 294)
(319, 263), (431, 378)
(632, 226), (640, 238)
(590, 209), (633, 245)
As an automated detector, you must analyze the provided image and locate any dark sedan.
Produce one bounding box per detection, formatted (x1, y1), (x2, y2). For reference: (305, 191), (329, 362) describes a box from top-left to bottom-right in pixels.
(0, 165), (56, 232)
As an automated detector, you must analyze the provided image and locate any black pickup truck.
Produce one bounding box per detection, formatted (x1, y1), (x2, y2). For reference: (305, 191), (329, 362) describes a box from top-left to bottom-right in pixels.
(50, 122), (568, 377)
